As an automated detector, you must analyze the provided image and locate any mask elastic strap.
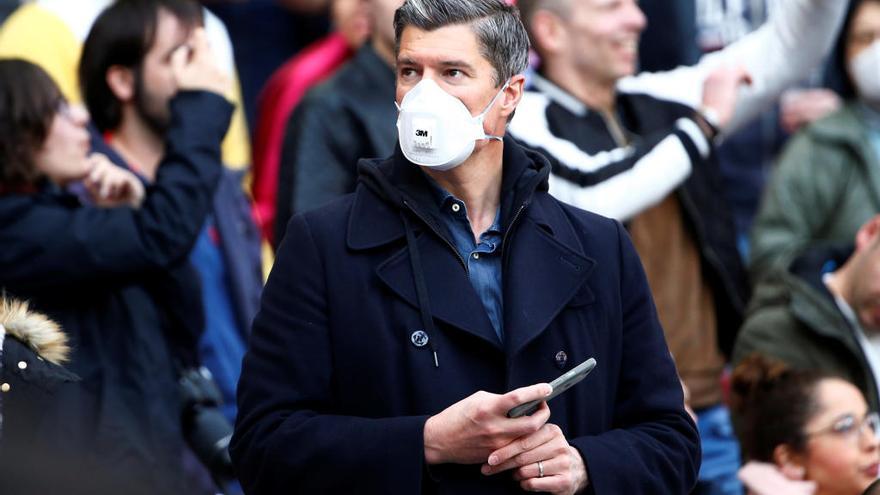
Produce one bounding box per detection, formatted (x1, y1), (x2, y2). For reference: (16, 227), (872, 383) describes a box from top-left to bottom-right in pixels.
(478, 79), (511, 142)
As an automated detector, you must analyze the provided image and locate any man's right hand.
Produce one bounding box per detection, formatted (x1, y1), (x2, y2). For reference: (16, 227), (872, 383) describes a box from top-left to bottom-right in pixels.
(423, 383), (552, 465)
(700, 64), (753, 134)
(171, 28), (230, 97)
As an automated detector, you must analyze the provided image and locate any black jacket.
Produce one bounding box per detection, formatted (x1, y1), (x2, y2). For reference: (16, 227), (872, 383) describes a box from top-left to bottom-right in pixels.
(274, 43), (397, 244)
(0, 300), (79, 494)
(232, 138), (700, 494)
(0, 91), (232, 495)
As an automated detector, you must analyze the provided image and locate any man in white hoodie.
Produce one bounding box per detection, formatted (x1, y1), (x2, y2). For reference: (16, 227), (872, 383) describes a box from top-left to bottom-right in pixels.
(511, 0), (848, 493)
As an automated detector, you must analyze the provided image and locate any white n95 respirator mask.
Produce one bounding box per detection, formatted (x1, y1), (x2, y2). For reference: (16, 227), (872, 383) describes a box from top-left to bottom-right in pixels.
(395, 78), (509, 171)
(851, 40), (880, 104)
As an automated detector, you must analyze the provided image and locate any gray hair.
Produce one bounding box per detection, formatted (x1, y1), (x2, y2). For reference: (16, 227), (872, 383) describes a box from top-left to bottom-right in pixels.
(393, 0), (530, 87)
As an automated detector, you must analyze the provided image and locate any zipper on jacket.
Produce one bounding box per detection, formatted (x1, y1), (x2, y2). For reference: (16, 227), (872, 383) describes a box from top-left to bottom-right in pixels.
(402, 200), (469, 274)
(501, 202), (529, 266)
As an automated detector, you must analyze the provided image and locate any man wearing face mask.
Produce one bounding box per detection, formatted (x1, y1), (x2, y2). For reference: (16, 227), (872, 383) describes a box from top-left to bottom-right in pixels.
(231, 1), (700, 494)
(751, 0), (880, 283)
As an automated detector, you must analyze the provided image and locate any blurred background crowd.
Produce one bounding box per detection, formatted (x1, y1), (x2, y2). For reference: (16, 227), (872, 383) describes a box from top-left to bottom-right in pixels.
(1, 0), (880, 494)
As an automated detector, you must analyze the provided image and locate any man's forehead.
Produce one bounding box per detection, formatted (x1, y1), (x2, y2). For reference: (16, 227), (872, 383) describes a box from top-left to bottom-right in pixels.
(397, 24), (485, 66)
(149, 10), (192, 59)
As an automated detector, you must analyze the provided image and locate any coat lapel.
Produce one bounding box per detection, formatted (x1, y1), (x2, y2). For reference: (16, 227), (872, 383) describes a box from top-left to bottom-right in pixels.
(503, 199), (595, 357)
(349, 182), (502, 350)
(375, 230), (503, 350)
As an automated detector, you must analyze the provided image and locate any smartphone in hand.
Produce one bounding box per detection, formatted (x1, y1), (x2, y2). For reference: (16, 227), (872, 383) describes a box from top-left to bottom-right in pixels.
(507, 358), (597, 418)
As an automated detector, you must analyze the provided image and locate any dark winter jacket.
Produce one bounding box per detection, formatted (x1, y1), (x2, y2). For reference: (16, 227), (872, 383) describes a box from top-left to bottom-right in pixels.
(0, 298), (80, 494)
(274, 43), (397, 244)
(0, 91), (233, 495)
(232, 137), (701, 494)
(733, 244), (880, 411)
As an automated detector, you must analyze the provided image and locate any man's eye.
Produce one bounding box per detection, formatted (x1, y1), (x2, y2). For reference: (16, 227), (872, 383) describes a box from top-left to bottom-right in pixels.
(447, 69), (463, 79)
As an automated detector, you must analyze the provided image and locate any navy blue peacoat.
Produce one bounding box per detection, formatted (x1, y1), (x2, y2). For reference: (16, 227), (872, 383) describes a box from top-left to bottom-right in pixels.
(231, 138), (700, 494)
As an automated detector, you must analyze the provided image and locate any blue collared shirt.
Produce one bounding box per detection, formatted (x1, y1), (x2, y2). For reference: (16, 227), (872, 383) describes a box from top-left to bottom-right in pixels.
(426, 178), (504, 342)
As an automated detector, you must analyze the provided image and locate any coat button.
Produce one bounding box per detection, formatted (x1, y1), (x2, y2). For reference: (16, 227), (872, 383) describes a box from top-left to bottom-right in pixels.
(1, 383), (9, 392)
(17, 361), (27, 370)
(411, 330), (429, 348)
(555, 351), (568, 369)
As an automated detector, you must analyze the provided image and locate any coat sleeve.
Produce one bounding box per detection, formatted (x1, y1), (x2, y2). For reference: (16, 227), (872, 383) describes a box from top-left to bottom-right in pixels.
(231, 213), (430, 494)
(0, 91), (232, 291)
(510, 92), (710, 221)
(617, 0), (847, 135)
(568, 221), (701, 494)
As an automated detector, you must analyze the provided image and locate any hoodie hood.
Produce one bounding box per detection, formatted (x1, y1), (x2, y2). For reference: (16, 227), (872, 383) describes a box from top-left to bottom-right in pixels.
(0, 298), (71, 365)
(356, 135), (552, 227)
(788, 243), (853, 296)
(348, 136), (555, 367)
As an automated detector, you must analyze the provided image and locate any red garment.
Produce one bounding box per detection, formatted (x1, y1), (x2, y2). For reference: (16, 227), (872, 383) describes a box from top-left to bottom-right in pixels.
(251, 33), (353, 245)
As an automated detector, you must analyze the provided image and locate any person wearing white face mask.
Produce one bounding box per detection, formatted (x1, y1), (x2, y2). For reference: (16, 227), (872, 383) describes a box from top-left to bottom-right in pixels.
(751, 0), (880, 283)
(231, 1), (700, 494)
(396, 77), (510, 170)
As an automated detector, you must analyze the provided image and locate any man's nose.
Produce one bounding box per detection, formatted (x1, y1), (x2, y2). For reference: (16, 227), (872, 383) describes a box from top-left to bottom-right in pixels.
(624, 1), (647, 32)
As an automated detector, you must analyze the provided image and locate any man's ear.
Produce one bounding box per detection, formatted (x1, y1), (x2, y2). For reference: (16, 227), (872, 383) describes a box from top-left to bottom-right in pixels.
(500, 74), (526, 120)
(772, 444), (807, 480)
(855, 214), (880, 252)
(530, 9), (567, 57)
(106, 65), (135, 103)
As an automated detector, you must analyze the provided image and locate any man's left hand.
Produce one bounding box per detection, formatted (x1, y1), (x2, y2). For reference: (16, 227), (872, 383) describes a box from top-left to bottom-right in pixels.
(480, 423), (589, 494)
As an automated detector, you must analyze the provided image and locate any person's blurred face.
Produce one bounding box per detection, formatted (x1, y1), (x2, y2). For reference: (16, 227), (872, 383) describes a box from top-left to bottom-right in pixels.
(396, 24), (517, 144)
(32, 103), (91, 186)
(800, 379), (880, 495)
(847, 237), (880, 333)
(370, 0), (403, 50)
(332, 0), (370, 49)
(847, 1), (880, 68)
(554, 0), (646, 86)
(134, 8), (191, 136)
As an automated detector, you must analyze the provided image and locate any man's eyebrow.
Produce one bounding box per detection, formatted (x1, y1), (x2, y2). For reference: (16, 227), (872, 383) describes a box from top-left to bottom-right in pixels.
(395, 57), (477, 72)
(439, 60), (477, 72)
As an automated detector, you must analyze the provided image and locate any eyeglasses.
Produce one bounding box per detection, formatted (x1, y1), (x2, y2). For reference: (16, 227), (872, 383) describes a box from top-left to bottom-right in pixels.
(57, 100), (74, 120)
(806, 411), (880, 445)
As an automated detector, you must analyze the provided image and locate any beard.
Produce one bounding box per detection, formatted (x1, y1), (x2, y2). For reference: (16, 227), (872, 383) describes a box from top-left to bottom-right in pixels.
(133, 69), (172, 137)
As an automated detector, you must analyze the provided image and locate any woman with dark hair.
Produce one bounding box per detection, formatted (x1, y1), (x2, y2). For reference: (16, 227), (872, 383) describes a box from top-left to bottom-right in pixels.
(751, 0), (880, 281)
(0, 30), (232, 495)
(732, 354), (880, 495)
(0, 58), (143, 205)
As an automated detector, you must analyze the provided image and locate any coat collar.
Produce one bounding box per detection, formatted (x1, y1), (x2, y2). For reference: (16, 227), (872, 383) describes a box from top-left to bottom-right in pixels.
(347, 138), (595, 355)
(784, 246), (864, 353)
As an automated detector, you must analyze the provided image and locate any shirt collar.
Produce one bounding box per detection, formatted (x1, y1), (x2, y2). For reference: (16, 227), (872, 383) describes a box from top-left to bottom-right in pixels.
(421, 171), (503, 234)
(824, 273), (861, 329)
(530, 73), (590, 117)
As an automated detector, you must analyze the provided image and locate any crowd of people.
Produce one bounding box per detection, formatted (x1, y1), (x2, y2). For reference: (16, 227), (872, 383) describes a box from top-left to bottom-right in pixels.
(0, 0), (879, 494)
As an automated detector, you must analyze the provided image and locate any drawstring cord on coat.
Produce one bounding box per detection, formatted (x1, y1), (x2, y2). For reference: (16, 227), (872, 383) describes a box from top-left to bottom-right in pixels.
(400, 211), (440, 368)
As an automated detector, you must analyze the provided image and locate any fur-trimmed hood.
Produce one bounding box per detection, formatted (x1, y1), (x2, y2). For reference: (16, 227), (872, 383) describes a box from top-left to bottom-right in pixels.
(0, 298), (70, 365)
